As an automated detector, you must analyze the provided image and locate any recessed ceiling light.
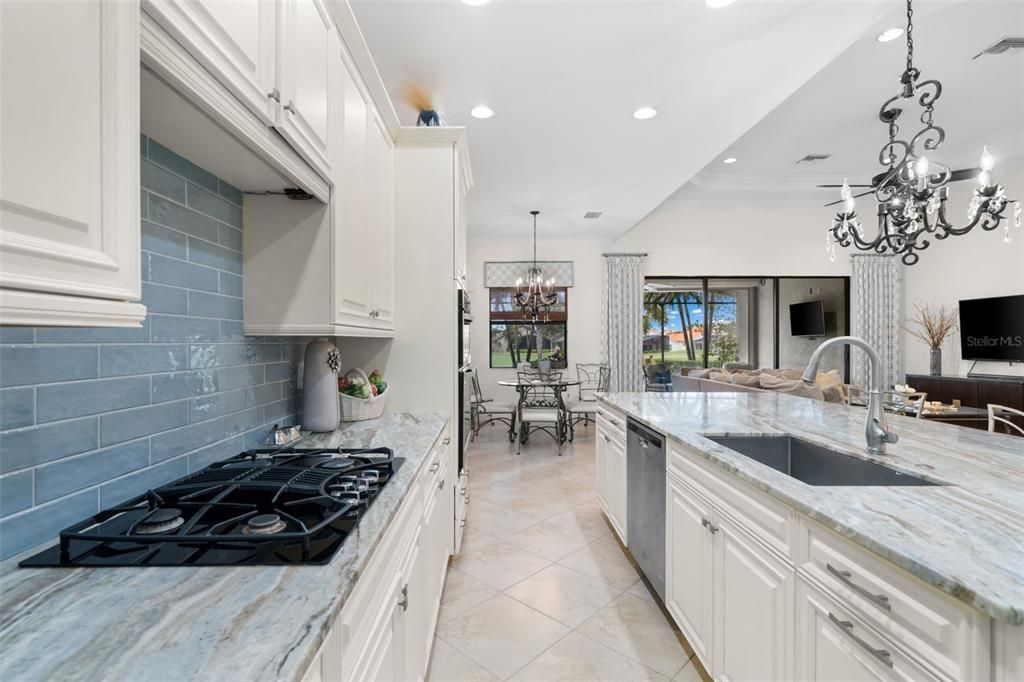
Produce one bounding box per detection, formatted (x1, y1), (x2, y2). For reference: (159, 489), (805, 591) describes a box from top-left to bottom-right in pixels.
(705, 0), (737, 8)
(723, 157), (738, 164)
(461, 0), (490, 5)
(633, 107), (658, 120)
(876, 28), (903, 42)
(470, 105), (494, 119)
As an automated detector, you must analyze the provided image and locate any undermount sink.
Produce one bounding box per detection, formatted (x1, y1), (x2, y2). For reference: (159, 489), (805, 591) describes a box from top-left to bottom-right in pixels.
(705, 435), (942, 487)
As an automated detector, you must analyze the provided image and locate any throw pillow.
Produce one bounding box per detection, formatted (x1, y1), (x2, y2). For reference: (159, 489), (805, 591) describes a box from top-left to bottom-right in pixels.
(729, 373), (761, 387)
(821, 384), (845, 403)
(708, 371), (732, 383)
(689, 368), (715, 379)
(758, 374), (825, 401)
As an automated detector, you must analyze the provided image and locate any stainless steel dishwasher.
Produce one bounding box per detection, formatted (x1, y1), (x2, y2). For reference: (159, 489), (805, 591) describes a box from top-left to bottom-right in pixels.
(626, 418), (666, 599)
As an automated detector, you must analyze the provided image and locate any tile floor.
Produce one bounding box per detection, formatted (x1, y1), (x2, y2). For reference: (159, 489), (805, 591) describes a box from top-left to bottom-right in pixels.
(427, 422), (709, 682)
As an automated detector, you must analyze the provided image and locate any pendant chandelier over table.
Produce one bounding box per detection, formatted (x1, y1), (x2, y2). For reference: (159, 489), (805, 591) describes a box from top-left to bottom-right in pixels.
(825, 0), (1021, 266)
(515, 210), (557, 322)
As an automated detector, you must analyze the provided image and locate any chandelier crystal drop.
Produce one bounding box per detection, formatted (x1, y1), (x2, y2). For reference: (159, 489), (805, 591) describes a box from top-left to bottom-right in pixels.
(514, 210), (558, 322)
(826, 0), (1019, 265)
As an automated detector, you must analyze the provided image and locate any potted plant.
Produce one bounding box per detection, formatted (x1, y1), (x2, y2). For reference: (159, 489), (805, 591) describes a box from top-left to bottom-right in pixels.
(906, 303), (958, 376)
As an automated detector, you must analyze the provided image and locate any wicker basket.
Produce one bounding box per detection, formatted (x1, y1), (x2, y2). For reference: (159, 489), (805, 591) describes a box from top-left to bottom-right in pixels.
(339, 368), (387, 422)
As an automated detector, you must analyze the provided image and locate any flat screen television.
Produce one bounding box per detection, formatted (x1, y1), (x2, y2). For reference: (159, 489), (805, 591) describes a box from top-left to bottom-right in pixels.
(790, 300), (826, 337)
(958, 294), (1024, 361)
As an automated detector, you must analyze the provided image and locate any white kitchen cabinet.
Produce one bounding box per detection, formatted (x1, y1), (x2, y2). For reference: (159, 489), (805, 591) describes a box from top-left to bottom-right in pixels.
(665, 474), (715, 666)
(145, 0), (332, 181)
(0, 0), (146, 327)
(666, 459), (793, 680)
(605, 431), (628, 543)
(243, 29), (395, 336)
(275, 0), (332, 180)
(368, 118), (396, 329)
(595, 408), (628, 543)
(318, 425), (453, 682)
(714, 513), (794, 682)
(796, 575), (940, 681)
(143, 0), (278, 125)
(333, 54), (372, 328)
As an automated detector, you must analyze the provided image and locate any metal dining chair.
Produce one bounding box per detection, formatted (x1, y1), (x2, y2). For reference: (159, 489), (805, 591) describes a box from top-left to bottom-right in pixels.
(988, 404), (1024, 436)
(469, 369), (515, 442)
(515, 370), (566, 455)
(565, 363), (608, 441)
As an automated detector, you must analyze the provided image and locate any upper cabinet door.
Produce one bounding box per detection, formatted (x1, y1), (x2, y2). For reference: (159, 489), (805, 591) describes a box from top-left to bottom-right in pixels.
(369, 118), (395, 329)
(0, 0), (145, 326)
(331, 50), (371, 327)
(143, 0), (277, 125)
(276, 0), (332, 180)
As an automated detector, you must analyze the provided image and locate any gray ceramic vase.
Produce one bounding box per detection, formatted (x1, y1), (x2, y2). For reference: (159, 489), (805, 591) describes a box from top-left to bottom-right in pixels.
(302, 338), (340, 432)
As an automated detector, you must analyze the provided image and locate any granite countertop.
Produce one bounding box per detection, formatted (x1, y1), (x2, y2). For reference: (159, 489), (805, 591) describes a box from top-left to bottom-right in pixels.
(598, 392), (1024, 624)
(0, 412), (448, 682)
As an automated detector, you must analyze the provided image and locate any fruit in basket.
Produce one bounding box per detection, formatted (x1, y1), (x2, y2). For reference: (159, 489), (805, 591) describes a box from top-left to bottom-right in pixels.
(368, 370), (388, 396)
(340, 373), (371, 399)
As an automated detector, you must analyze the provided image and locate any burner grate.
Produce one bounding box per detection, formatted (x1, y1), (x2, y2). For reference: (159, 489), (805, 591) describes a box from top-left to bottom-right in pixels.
(19, 446), (399, 567)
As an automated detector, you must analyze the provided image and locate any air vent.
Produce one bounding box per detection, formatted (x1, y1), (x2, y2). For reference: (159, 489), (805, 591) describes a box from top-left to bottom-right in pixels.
(584, 211), (602, 219)
(796, 154), (831, 164)
(973, 37), (1024, 59)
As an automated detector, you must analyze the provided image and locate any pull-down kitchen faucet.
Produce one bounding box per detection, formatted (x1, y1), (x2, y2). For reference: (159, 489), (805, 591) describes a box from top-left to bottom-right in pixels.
(802, 336), (898, 455)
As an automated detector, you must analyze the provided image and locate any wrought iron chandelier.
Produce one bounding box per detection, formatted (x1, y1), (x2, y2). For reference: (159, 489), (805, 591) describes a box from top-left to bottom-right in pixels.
(826, 0), (1021, 266)
(514, 210), (557, 322)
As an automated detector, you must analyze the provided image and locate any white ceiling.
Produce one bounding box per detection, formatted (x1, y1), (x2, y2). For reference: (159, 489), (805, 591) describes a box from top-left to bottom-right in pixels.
(351, 0), (905, 239)
(668, 0), (1024, 208)
(351, 1), (1022, 239)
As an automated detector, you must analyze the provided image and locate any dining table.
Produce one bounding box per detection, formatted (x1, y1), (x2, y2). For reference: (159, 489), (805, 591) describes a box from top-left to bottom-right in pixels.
(497, 377), (582, 445)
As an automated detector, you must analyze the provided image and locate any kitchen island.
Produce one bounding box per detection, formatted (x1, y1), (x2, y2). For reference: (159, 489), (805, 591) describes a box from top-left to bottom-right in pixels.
(0, 413), (450, 682)
(595, 391), (1023, 681)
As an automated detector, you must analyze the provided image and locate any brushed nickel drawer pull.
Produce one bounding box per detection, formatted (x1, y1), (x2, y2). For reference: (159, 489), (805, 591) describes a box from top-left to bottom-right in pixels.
(827, 563), (892, 611)
(429, 462), (440, 473)
(827, 612), (893, 668)
(267, 87), (280, 102)
(443, 436), (451, 445)
(398, 585), (409, 612)
(438, 478), (445, 490)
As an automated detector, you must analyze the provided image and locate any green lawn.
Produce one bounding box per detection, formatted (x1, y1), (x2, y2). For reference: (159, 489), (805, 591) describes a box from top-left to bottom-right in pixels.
(490, 350), (560, 367)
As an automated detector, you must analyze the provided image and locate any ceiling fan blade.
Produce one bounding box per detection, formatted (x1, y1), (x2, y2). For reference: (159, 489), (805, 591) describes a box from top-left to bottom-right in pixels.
(948, 168), (981, 183)
(823, 189), (874, 208)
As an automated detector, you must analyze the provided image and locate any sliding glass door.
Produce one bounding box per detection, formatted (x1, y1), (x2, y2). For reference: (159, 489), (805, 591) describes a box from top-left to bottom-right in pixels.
(642, 276), (848, 378)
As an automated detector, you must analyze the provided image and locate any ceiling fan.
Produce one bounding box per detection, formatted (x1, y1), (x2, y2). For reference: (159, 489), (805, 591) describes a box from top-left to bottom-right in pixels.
(817, 168), (983, 207)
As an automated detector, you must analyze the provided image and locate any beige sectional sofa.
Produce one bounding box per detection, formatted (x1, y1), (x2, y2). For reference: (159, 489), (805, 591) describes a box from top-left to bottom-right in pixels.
(671, 367), (847, 403)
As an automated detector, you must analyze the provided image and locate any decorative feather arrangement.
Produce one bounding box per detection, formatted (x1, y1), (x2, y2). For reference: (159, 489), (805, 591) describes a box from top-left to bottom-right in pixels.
(401, 81), (442, 127)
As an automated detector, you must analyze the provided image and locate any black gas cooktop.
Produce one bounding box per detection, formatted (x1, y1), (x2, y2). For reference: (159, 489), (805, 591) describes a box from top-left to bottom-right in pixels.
(20, 446), (402, 567)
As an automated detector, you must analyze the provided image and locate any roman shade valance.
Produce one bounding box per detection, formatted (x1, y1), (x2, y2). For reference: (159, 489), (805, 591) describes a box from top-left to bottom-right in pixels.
(483, 261), (574, 288)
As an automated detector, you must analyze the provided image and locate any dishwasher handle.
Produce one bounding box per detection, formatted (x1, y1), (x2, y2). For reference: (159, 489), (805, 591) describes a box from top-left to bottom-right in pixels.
(627, 418), (663, 450)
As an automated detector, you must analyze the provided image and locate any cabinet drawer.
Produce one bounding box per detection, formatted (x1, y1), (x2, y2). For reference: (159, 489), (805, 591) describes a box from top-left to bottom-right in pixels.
(668, 440), (795, 561)
(799, 520), (990, 681)
(596, 407), (626, 444)
(798, 576), (941, 682)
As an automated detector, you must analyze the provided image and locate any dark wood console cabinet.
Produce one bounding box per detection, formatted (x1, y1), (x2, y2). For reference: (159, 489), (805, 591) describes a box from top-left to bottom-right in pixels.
(906, 373), (1024, 434)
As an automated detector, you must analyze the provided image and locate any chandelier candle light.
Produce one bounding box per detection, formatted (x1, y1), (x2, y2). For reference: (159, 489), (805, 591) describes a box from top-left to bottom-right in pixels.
(515, 210), (558, 322)
(826, 0), (1021, 265)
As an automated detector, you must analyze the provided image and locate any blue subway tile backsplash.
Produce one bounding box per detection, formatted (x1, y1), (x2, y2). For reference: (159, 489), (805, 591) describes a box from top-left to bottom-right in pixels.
(0, 138), (307, 561)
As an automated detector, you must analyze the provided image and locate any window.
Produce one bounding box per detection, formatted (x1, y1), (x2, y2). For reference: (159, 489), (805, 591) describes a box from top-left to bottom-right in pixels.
(489, 287), (568, 369)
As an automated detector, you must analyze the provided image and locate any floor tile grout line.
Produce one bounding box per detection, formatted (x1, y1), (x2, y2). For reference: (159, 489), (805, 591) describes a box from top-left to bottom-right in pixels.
(568, 626), (678, 681)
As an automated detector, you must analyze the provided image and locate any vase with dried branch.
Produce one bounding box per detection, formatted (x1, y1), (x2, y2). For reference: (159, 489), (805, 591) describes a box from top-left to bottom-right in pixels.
(401, 81), (441, 127)
(906, 303), (958, 376)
